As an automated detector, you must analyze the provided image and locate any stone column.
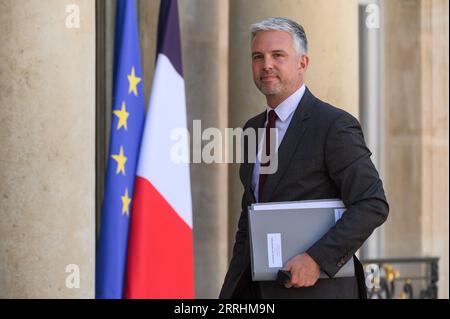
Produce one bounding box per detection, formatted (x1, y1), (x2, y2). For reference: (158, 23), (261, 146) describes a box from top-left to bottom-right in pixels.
(384, 0), (423, 258)
(384, 0), (449, 298)
(228, 0), (359, 257)
(420, 0), (448, 299)
(0, 0), (95, 298)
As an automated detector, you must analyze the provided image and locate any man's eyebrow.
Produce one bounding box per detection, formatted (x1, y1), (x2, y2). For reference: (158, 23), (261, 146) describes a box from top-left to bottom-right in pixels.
(251, 50), (287, 56)
(271, 50), (287, 54)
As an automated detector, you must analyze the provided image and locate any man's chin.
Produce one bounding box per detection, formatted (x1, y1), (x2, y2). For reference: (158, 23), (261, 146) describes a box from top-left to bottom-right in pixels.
(259, 87), (282, 96)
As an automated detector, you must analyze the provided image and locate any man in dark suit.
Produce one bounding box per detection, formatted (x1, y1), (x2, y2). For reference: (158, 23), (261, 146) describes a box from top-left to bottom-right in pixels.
(219, 18), (389, 299)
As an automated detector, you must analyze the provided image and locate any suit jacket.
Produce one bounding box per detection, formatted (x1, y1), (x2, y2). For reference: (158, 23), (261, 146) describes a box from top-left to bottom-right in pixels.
(219, 88), (389, 299)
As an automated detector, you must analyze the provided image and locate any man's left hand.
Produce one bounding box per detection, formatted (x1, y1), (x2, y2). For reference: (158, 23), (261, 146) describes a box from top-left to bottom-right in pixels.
(283, 253), (321, 288)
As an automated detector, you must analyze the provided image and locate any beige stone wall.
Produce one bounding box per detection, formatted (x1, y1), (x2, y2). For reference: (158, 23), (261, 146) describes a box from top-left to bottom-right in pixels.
(384, 0), (423, 257)
(0, 0), (95, 298)
(384, 0), (449, 298)
(420, 0), (449, 299)
(228, 0), (359, 258)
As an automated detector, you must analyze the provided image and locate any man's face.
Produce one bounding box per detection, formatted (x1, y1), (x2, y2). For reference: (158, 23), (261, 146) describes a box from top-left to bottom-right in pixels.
(251, 30), (307, 101)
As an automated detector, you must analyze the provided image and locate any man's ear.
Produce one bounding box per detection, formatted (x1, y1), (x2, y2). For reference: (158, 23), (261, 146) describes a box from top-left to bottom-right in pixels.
(299, 55), (309, 71)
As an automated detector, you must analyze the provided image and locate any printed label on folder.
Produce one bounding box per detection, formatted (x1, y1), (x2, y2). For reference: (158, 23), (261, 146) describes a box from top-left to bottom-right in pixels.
(267, 233), (283, 268)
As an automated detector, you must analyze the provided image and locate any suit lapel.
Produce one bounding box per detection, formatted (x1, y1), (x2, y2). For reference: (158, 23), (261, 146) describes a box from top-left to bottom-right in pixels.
(260, 87), (315, 202)
(242, 111), (266, 200)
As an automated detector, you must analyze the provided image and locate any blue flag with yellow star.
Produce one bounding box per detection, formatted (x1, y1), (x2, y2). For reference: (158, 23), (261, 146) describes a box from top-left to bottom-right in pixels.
(96, 0), (145, 299)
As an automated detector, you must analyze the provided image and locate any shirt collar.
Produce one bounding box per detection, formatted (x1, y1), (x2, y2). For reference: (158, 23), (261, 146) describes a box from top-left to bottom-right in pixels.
(266, 84), (306, 122)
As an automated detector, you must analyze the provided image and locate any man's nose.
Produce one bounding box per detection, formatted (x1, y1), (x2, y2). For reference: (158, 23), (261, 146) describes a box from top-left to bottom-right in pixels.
(263, 56), (274, 70)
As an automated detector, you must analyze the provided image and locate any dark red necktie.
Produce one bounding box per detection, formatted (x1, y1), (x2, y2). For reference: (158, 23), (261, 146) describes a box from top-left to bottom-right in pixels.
(258, 110), (278, 202)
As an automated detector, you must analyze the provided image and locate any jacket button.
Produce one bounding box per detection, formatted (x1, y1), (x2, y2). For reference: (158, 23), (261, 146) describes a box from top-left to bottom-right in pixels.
(337, 262), (343, 267)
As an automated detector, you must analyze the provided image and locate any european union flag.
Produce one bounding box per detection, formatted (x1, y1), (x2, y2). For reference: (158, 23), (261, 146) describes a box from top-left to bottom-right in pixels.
(96, 0), (145, 299)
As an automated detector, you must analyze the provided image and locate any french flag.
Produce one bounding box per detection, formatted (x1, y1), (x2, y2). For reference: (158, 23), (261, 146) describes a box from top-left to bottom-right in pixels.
(124, 0), (194, 298)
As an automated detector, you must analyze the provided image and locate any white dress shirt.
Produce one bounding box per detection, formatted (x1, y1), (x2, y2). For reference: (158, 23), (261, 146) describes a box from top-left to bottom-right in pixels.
(251, 84), (306, 202)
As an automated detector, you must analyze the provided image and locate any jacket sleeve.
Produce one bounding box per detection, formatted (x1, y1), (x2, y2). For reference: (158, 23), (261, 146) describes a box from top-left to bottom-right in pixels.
(306, 112), (389, 278)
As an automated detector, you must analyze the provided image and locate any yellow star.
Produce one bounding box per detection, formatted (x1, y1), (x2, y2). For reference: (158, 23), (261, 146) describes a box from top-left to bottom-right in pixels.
(128, 66), (142, 96)
(111, 146), (127, 175)
(113, 101), (129, 131)
(121, 188), (132, 216)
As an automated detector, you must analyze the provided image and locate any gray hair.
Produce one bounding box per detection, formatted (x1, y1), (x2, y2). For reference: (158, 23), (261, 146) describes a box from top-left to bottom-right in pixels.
(250, 17), (308, 56)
